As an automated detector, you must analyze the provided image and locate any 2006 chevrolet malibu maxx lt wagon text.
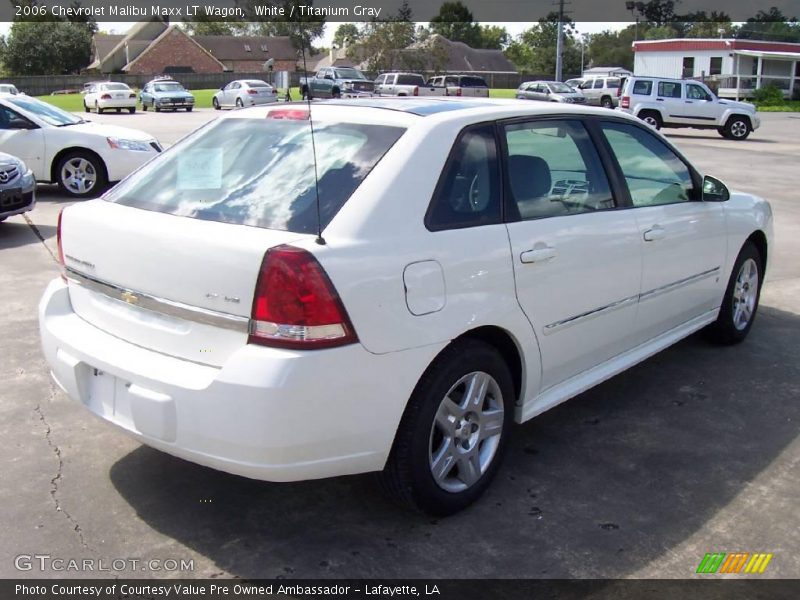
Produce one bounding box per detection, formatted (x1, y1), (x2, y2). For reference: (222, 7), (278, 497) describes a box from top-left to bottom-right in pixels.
(39, 98), (773, 515)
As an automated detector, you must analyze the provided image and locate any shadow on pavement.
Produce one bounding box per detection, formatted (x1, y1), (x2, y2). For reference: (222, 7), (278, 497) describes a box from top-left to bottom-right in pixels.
(110, 304), (800, 579)
(0, 220), (56, 251)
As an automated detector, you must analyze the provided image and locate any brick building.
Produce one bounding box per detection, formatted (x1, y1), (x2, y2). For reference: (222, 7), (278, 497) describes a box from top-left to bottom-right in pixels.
(88, 21), (297, 75)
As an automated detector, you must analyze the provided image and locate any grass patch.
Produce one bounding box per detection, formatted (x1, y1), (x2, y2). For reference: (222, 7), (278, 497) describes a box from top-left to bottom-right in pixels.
(755, 101), (800, 112)
(34, 93), (87, 112)
(490, 89), (518, 99)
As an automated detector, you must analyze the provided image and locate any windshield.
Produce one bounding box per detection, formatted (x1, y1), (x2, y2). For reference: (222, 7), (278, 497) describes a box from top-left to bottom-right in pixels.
(154, 82), (185, 92)
(549, 83), (574, 93)
(103, 83), (130, 91)
(7, 95), (82, 126)
(105, 117), (405, 233)
(334, 69), (366, 80)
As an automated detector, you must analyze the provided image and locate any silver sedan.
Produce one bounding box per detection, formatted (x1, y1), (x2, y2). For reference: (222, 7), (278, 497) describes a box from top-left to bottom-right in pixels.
(212, 80), (278, 110)
(0, 152), (36, 222)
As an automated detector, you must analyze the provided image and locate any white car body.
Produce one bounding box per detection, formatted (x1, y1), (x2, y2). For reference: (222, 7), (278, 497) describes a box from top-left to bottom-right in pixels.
(39, 99), (772, 503)
(213, 79), (278, 109)
(83, 82), (137, 113)
(0, 95), (161, 190)
(0, 84), (20, 95)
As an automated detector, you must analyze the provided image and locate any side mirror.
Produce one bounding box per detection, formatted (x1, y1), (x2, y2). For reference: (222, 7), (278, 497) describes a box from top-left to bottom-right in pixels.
(703, 175), (730, 202)
(9, 119), (36, 130)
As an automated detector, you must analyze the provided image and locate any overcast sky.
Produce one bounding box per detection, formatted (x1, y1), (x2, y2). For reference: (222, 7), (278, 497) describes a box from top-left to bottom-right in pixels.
(0, 21), (630, 43)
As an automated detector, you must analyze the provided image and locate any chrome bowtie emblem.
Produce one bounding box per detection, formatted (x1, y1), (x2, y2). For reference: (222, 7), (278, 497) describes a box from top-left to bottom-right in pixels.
(120, 291), (139, 305)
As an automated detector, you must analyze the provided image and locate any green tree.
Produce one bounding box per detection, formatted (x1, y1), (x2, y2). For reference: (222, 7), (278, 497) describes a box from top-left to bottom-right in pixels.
(333, 23), (361, 48)
(238, 0), (325, 50)
(429, 1), (482, 47)
(477, 25), (510, 50)
(4, 20), (94, 74)
(739, 8), (800, 42)
(351, 2), (416, 71)
(586, 26), (638, 71)
(505, 13), (581, 77)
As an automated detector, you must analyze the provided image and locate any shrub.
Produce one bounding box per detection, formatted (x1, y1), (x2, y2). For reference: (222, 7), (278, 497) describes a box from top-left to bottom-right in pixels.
(752, 85), (785, 105)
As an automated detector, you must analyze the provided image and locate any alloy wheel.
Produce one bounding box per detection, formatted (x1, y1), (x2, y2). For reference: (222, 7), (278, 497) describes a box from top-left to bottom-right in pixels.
(428, 371), (504, 493)
(732, 258), (759, 331)
(730, 120), (748, 138)
(61, 157), (97, 195)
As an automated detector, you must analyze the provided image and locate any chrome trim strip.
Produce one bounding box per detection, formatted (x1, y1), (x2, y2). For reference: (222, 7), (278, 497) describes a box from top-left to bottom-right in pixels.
(639, 267), (720, 302)
(65, 268), (250, 333)
(543, 266), (720, 335)
(543, 295), (639, 335)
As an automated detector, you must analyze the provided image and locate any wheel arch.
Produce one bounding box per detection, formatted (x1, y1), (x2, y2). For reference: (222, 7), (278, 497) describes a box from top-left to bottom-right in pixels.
(455, 326), (524, 405)
(746, 229), (768, 273)
(725, 112), (752, 129)
(50, 147), (108, 185)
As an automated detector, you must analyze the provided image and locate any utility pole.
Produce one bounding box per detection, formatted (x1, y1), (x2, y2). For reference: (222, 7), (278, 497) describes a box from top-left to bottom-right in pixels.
(555, 0), (565, 81)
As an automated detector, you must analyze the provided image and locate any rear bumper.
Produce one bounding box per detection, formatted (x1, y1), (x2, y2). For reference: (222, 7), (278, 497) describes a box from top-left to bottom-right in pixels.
(97, 99), (136, 109)
(39, 279), (442, 482)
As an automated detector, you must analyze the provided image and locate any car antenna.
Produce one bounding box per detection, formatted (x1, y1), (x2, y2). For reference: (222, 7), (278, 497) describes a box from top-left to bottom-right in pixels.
(299, 23), (325, 246)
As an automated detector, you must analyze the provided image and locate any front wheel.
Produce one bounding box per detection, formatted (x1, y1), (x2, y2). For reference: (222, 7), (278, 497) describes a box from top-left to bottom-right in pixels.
(186, 106), (193, 112)
(213, 97), (220, 110)
(95, 102), (103, 114)
(56, 151), (107, 198)
(724, 116), (751, 140)
(706, 241), (763, 344)
(639, 111), (662, 130)
(379, 339), (514, 516)
(235, 97), (243, 108)
(83, 102), (90, 113)
(142, 102), (148, 112)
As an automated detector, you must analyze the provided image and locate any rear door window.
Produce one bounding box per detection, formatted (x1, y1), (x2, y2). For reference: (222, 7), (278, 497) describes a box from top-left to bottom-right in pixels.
(657, 81), (683, 99)
(631, 80), (653, 95)
(105, 117), (406, 234)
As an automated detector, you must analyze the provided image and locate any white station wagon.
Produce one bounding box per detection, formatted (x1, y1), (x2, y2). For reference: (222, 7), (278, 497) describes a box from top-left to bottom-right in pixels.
(40, 98), (773, 515)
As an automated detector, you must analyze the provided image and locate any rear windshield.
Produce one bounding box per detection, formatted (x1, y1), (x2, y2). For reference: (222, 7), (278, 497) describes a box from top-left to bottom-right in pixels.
(397, 74), (424, 85)
(459, 77), (488, 87)
(105, 117), (405, 233)
(245, 80), (270, 87)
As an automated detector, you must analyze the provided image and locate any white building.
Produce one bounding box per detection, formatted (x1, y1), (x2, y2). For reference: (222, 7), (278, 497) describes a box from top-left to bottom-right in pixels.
(633, 38), (800, 100)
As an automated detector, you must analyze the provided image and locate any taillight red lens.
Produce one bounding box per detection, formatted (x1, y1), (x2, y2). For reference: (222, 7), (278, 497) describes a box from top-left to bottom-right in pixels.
(267, 108), (309, 120)
(621, 96), (630, 109)
(249, 245), (357, 349)
(56, 209), (66, 280)
(247, 89), (258, 95)
(101, 93), (112, 100)
(413, 86), (419, 96)
(456, 88), (462, 97)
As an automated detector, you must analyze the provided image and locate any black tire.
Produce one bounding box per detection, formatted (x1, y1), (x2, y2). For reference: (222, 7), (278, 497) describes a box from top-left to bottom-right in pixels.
(115, 108), (121, 113)
(213, 97), (220, 110)
(601, 96), (614, 109)
(142, 102), (148, 112)
(154, 105), (161, 112)
(639, 110), (662, 130)
(235, 98), (243, 108)
(379, 339), (514, 516)
(83, 102), (90, 113)
(717, 127), (727, 138)
(186, 106), (193, 112)
(724, 115), (751, 140)
(55, 151), (107, 199)
(128, 107), (135, 114)
(332, 88), (341, 99)
(705, 241), (763, 345)
(95, 102), (103, 114)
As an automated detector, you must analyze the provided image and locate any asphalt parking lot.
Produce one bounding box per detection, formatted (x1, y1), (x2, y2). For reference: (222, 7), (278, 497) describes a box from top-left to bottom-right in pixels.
(1, 110), (799, 579)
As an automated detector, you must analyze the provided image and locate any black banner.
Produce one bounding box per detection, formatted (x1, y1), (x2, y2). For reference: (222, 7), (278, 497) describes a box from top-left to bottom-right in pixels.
(3, 579), (800, 600)
(2, 0), (799, 23)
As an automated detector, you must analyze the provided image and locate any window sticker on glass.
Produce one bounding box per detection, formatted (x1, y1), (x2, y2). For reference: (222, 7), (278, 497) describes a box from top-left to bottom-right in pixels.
(178, 148), (223, 190)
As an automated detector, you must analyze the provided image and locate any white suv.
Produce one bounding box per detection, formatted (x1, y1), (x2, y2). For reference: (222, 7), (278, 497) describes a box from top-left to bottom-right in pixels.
(40, 99), (772, 515)
(618, 76), (760, 140)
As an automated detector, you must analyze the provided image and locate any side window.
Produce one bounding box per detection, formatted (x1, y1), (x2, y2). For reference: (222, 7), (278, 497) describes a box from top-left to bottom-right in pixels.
(0, 105), (34, 130)
(601, 122), (695, 207)
(657, 81), (682, 99)
(632, 80), (652, 95)
(607, 78), (620, 89)
(593, 79), (604, 89)
(686, 84), (712, 101)
(426, 124), (501, 231)
(503, 120), (614, 220)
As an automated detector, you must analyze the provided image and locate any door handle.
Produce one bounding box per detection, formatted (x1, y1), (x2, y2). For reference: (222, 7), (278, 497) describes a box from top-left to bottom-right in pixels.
(656, 98), (664, 101)
(521, 245), (557, 264)
(643, 225), (666, 242)
(685, 100), (693, 103)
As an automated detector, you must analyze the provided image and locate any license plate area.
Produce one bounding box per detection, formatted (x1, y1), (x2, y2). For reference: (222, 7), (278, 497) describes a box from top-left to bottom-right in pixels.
(0, 188), (23, 209)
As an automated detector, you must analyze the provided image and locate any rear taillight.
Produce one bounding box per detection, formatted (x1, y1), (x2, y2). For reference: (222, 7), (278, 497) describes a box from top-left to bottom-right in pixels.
(621, 96), (630, 109)
(413, 86), (419, 96)
(129, 93), (136, 98)
(249, 245), (357, 350)
(456, 88), (462, 97)
(101, 93), (112, 100)
(247, 89), (258, 95)
(267, 108), (309, 120)
(56, 209), (66, 281)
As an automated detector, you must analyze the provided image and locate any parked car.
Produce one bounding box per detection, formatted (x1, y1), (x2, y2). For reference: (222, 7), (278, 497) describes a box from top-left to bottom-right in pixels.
(374, 73), (437, 97)
(0, 152), (35, 222)
(618, 76), (760, 140)
(139, 77), (195, 112)
(83, 82), (137, 114)
(564, 78), (585, 91)
(516, 80), (587, 104)
(0, 84), (21, 95)
(426, 74), (490, 97)
(213, 80), (278, 110)
(41, 98), (772, 515)
(578, 76), (623, 108)
(305, 67), (374, 99)
(0, 95), (161, 198)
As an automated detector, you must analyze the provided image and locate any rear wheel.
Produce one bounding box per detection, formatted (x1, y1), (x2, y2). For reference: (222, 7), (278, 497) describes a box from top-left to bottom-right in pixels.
(128, 107), (135, 114)
(379, 339), (514, 516)
(601, 96), (614, 109)
(115, 108), (121, 113)
(154, 105), (161, 112)
(56, 151), (107, 199)
(706, 241), (763, 344)
(95, 102), (103, 114)
(142, 102), (148, 112)
(213, 97), (220, 110)
(186, 106), (193, 112)
(83, 102), (90, 113)
(332, 88), (341, 99)
(639, 110), (662, 130)
(235, 97), (243, 108)
(724, 116), (751, 140)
